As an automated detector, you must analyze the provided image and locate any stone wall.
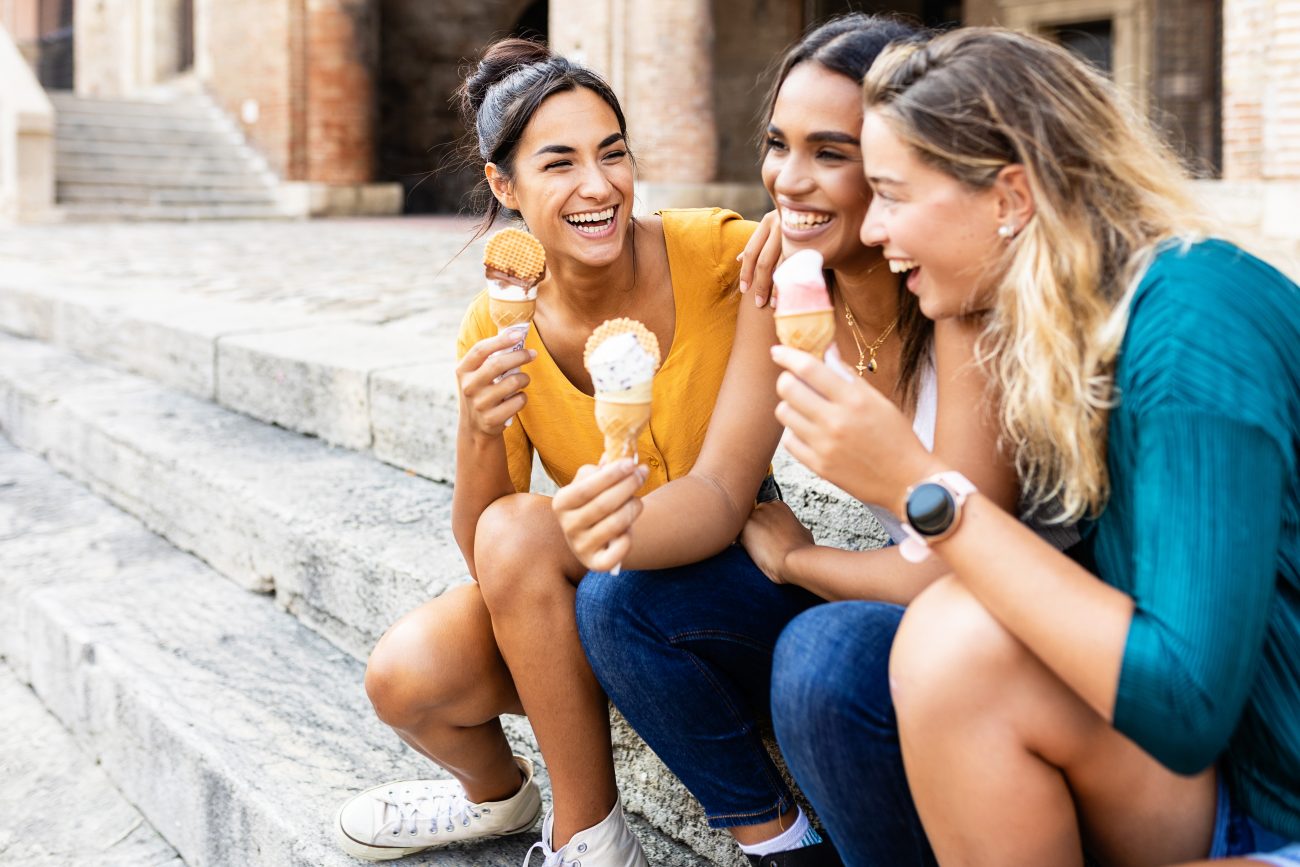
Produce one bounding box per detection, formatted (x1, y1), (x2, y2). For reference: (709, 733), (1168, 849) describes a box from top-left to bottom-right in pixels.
(1223, 0), (1300, 182)
(198, 0), (376, 184)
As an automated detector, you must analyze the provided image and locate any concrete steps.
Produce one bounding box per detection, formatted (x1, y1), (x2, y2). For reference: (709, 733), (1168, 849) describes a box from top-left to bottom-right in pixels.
(0, 438), (708, 867)
(0, 334), (744, 866)
(0, 663), (185, 866)
(50, 92), (281, 222)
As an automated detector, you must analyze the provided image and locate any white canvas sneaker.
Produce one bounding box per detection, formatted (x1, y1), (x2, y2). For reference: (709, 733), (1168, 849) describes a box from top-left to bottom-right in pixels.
(522, 796), (649, 867)
(335, 755), (543, 861)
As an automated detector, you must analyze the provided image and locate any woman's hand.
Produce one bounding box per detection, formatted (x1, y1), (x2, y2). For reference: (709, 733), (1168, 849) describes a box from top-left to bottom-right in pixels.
(553, 459), (651, 572)
(771, 344), (943, 514)
(456, 329), (537, 439)
(737, 210), (784, 308)
(740, 500), (815, 585)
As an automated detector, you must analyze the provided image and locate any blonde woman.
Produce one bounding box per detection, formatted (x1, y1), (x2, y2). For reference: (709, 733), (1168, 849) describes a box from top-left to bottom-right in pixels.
(771, 27), (1300, 867)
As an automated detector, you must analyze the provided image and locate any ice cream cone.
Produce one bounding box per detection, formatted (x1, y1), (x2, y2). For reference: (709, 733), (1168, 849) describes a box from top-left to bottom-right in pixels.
(775, 309), (836, 357)
(490, 297), (537, 331)
(594, 380), (653, 464)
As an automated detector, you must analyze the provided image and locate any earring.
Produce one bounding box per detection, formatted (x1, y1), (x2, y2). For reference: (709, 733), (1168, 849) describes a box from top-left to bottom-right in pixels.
(997, 224), (1016, 240)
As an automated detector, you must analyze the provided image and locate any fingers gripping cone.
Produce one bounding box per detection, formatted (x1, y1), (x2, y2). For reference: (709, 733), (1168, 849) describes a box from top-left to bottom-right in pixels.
(773, 249), (834, 357)
(584, 319), (661, 465)
(484, 228), (546, 343)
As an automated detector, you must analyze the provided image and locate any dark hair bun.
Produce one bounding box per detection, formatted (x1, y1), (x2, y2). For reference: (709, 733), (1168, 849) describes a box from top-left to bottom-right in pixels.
(460, 38), (553, 121)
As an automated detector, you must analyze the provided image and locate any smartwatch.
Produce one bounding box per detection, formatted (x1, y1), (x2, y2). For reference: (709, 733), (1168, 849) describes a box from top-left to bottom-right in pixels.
(899, 471), (977, 563)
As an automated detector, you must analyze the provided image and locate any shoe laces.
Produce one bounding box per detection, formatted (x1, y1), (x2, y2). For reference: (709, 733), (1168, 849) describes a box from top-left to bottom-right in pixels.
(522, 840), (581, 867)
(379, 785), (484, 837)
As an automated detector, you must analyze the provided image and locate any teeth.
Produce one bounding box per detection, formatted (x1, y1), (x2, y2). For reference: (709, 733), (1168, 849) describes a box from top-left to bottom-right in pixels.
(781, 209), (832, 229)
(564, 207), (615, 225)
(889, 259), (919, 273)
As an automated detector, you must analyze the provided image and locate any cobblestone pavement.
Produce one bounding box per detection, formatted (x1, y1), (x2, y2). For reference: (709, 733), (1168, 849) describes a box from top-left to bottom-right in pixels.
(0, 216), (490, 331)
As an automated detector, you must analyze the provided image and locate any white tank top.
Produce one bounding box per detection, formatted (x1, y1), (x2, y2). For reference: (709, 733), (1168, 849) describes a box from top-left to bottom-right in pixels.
(866, 359), (1080, 551)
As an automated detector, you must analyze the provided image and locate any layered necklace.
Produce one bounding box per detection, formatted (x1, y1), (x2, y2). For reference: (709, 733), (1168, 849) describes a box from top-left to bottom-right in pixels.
(831, 267), (899, 376)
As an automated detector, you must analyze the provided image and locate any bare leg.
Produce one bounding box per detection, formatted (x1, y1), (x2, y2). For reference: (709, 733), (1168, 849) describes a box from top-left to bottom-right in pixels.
(475, 494), (622, 847)
(365, 582), (526, 803)
(891, 576), (1217, 867)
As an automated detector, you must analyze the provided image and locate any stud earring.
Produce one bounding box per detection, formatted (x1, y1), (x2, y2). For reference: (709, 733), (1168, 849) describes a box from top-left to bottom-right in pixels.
(997, 224), (1016, 240)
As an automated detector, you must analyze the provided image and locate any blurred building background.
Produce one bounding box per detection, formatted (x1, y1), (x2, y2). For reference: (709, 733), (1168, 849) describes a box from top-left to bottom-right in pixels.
(0, 0), (1297, 249)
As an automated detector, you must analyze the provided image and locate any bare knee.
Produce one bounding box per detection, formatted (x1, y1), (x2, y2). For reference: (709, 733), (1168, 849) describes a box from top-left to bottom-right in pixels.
(365, 589), (496, 729)
(474, 493), (575, 614)
(890, 575), (1026, 724)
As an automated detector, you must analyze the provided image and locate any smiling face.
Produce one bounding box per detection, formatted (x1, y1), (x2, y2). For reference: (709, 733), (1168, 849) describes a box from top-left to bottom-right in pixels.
(859, 110), (1007, 320)
(761, 63), (878, 276)
(488, 87), (633, 270)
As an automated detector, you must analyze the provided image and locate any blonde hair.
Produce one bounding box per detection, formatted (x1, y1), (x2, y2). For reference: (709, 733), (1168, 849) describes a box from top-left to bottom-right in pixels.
(862, 28), (1214, 523)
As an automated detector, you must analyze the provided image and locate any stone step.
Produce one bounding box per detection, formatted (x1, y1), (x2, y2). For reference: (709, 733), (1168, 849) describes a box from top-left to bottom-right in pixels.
(0, 439), (709, 867)
(56, 166), (271, 187)
(57, 136), (255, 158)
(55, 123), (241, 146)
(58, 203), (290, 221)
(48, 92), (215, 120)
(0, 335), (745, 866)
(58, 183), (277, 206)
(55, 149), (259, 174)
(0, 662), (186, 866)
(55, 112), (230, 134)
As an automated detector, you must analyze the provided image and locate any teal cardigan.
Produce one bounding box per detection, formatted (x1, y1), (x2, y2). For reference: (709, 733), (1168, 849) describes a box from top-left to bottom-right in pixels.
(1091, 239), (1300, 839)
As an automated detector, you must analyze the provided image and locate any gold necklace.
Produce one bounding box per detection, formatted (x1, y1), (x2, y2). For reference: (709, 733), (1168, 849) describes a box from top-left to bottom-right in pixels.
(842, 303), (899, 375)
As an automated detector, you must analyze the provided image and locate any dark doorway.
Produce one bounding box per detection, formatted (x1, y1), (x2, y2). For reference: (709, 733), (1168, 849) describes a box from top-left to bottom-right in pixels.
(1151, 0), (1222, 176)
(179, 0), (195, 72)
(375, 0), (551, 214)
(1048, 19), (1114, 75)
(35, 0), (74, 90)
(806, 0), (960, 30)
(514, 0), (549, 42)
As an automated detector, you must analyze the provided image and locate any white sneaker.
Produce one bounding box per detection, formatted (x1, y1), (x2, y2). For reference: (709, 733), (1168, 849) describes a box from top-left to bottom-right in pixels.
(522, 796), (649, 867)
(335, 755), (543, 861)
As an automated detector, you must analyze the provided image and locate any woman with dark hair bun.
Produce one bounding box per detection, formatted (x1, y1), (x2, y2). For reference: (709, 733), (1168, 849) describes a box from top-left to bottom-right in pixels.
(333, 37), (770, 866)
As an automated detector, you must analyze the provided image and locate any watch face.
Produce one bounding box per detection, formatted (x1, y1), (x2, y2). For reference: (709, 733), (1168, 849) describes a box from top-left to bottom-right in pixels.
(906, 482), (956, 537)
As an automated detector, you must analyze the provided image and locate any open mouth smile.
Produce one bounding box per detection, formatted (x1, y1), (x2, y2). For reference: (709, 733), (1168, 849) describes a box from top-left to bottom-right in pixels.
(563, 206), (617, 236)
(780, 207), (835, 237)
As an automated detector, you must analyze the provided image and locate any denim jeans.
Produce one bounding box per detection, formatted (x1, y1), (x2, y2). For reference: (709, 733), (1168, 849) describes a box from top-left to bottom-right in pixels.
(772, 602), (937, 866)
(575, 544), (821, 828)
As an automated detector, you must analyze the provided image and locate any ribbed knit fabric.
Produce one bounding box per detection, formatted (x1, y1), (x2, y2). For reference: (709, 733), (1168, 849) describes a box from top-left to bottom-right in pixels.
(1092, 239), (1300, 838)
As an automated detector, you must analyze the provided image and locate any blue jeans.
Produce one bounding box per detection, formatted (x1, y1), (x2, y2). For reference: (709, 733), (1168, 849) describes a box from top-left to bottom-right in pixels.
(575, 545), (820, 828)
(772, 602), (937, 867)
(1213, 774), (1300, 865)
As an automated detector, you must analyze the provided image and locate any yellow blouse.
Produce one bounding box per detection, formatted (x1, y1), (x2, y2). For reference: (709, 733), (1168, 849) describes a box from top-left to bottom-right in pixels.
(457, 208), (756, 494)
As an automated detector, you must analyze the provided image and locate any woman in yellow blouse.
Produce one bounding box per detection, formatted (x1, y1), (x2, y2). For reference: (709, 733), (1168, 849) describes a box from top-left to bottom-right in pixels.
(333, 38), (764, 866)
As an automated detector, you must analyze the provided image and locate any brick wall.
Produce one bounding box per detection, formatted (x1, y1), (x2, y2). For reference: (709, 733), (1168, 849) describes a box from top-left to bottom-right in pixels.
(1223, 0), (1300, 181)
(201, 0), (376, 183)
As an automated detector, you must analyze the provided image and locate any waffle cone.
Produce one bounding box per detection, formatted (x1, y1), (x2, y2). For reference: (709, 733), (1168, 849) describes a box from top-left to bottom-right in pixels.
(595, 380), (652, 464)
(489, 297), (536, 330)
(483, 228), (546, 286)
(775, 309), (835, 357)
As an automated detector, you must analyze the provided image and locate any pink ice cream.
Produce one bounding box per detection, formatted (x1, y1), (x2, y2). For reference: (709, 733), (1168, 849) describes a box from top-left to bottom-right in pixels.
(773, 249), (831, 314)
